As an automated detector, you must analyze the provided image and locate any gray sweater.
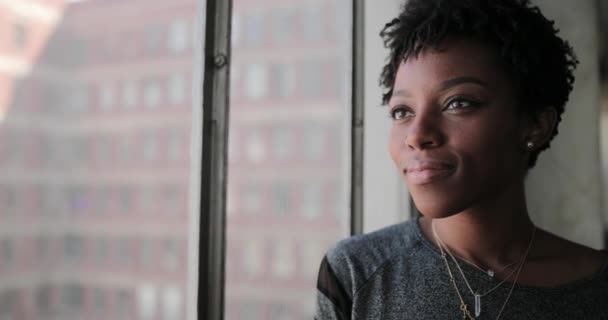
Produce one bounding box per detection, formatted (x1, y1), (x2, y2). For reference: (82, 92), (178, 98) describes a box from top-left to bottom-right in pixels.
(315, 219), (608, 319)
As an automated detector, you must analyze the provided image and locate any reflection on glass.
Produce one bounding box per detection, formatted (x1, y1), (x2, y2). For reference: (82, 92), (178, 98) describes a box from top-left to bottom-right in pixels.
(0, 0), (200, 319)
(226, 0), (352, 318)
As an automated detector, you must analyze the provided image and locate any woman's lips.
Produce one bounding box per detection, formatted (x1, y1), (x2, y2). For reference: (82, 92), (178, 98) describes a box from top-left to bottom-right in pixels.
(404, 161), (456, 185)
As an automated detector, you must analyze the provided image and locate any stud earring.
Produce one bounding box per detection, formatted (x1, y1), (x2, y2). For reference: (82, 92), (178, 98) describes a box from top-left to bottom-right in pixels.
(526, 141), (534, 150)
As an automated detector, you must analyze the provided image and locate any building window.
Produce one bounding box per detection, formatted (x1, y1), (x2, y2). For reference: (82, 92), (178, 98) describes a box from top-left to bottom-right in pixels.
(117, 237), (131, 265)
(270, 64), (295, 98)
(301, 7), (323, 41)
(301, 183), (322, 219)
(100, 82), (115, 110)
(272, 183), (290, 217)
(64, 235), (83, 262)
(143, 79), (161, 108)
(140, 239), (154, 267)
(95, 237), (108, 263)
(93, 288), (106, 312)
(122, 80), (138, 109)
(272, 241), (294, 278)
(302, 240), (323, 277)
(231, 13), (241, 47)
(243, 240), (263, 276)
(137, 284), (157, 320)
(162, 287), (182, 320)
(144, 25), (163, 51)
(162, 238), (179, 271)
(243, 14), (264, 45)
(62, 284), (83, 313)
(142, 131), (159, 161)
(269, 303), (290, 320)
(271, 10), (293, 43)
(13, 23), (28, 50)
(168, 20), (189, 53)
(272, 126), (293, 160)
(244, 129), (266, 163)
(168, 73), (186, 105)
(36, 286), (51, 314)
(244, 64), (268, 100)
(300, 61), (324, 97)
(1, 239), (14, 265)
(303, 125), (325, 160)
(242, 184), (261, 215)
(116, 289), (133, 316)
(0, 290), (17, 317)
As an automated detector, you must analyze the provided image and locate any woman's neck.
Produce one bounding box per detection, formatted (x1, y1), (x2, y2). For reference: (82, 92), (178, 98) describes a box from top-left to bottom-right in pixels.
(421, 185), (535, 271)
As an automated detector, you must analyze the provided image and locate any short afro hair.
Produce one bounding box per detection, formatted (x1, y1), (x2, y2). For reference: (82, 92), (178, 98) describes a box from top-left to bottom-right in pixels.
(379, 0), (578, 168)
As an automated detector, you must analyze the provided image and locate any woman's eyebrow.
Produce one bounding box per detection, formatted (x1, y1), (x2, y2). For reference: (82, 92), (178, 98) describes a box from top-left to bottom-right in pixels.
(439, 76), (488, 91)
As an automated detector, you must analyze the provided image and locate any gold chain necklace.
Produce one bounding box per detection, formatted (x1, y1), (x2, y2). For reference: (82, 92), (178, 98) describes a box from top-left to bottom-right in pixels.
(432, 221), (536, 319)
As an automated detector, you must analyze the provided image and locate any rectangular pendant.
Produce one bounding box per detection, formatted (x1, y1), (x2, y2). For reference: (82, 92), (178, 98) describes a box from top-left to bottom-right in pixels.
(474, 294), (481, 317)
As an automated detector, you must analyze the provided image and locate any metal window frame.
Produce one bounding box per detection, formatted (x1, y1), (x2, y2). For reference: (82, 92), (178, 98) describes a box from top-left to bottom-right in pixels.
(351, 0), (365, 236)
(198, 0), (365, 317)
(198, 0), (232, 319)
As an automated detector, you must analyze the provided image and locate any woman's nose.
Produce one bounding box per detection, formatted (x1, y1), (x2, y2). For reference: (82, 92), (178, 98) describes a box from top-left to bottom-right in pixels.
(404, 113), (444, 150)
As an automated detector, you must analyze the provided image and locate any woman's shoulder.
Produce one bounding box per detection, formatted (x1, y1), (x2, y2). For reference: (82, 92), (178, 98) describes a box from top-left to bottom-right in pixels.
(322, 219), (428, 294)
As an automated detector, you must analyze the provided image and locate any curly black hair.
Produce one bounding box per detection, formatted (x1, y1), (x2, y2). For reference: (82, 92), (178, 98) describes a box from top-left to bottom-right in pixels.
(379, 0), (578, 168)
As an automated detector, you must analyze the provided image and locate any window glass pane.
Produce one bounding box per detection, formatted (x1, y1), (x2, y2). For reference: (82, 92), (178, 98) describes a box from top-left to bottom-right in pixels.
(0, 1), (204, 319)
(226, 0), (352, 318)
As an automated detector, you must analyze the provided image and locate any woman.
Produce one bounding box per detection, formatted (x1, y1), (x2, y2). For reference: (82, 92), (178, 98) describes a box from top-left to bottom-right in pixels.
(315, 0), (608, 319)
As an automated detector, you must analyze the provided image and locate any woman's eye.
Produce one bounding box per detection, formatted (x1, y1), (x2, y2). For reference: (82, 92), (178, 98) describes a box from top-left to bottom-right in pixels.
(445, 99), (477, 111)
(389, 107), (413, 120)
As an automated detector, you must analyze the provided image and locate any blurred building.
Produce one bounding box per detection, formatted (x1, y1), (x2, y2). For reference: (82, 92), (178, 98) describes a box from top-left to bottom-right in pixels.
(0, 0), (350, 319)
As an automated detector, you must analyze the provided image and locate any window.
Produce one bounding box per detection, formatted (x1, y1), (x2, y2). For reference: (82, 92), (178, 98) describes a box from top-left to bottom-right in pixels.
(0, 290), (17, 317)
(64, 235), (83, 261)
(169, 20), (189, 53)
(140, 238), (154, 267)
(272, 183), (290, 217)
(270, 64), (295, 98)
(116, 289), (133, 317)
(36, 286), (51, 314)
(269, 303), (290, 320)
(93, 288), (106, 312)
(161, 287), (182, 320)
(162, 238), (179, 271)
(301, 7), (324, 41)
(1, 239), (14, 265)
(270, 10), (294, 43)
(244, 129), (266, 163)
(168, 73), (186, 105)
(117, 237), (131, 265)
(242, 184), (261, 215)
(13, 23), (28, 50)
(272, 125), (293, 160)
(301, 183), (322, 219)
(122, 80), (138, 109)
(300, 61), (324, 97)
(271, 241), (294, 278)
(137, 284), (157, 320)
(303, 125), (325, 160)
(243, 240), (263, 276)
(143, 79), (161, 108)
(62, 284), (83, 313)
(144, 25), (163, 51)
(142, 131), (159, 161)
(243, 14), (264, 45)
(95, 237), (108, 263)
(100, 82), (115, 110)
(244, 64), (268, 99)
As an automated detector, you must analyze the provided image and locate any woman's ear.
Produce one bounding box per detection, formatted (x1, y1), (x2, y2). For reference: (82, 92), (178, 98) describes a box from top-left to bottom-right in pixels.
(524, 107), (558, 150)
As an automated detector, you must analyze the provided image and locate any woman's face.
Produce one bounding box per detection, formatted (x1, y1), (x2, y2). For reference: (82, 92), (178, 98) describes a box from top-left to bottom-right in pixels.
(388, 38), (529, 218)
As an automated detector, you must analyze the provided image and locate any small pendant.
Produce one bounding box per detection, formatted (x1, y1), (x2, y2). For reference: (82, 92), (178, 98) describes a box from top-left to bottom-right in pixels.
(474, 293), (481, 317)
(487, 269), (495, 277)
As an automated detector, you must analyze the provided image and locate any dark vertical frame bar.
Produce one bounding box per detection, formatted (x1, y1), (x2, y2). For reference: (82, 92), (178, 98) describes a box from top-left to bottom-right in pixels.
(198, 0), (232, 319)
(351, 0), (365, 235)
